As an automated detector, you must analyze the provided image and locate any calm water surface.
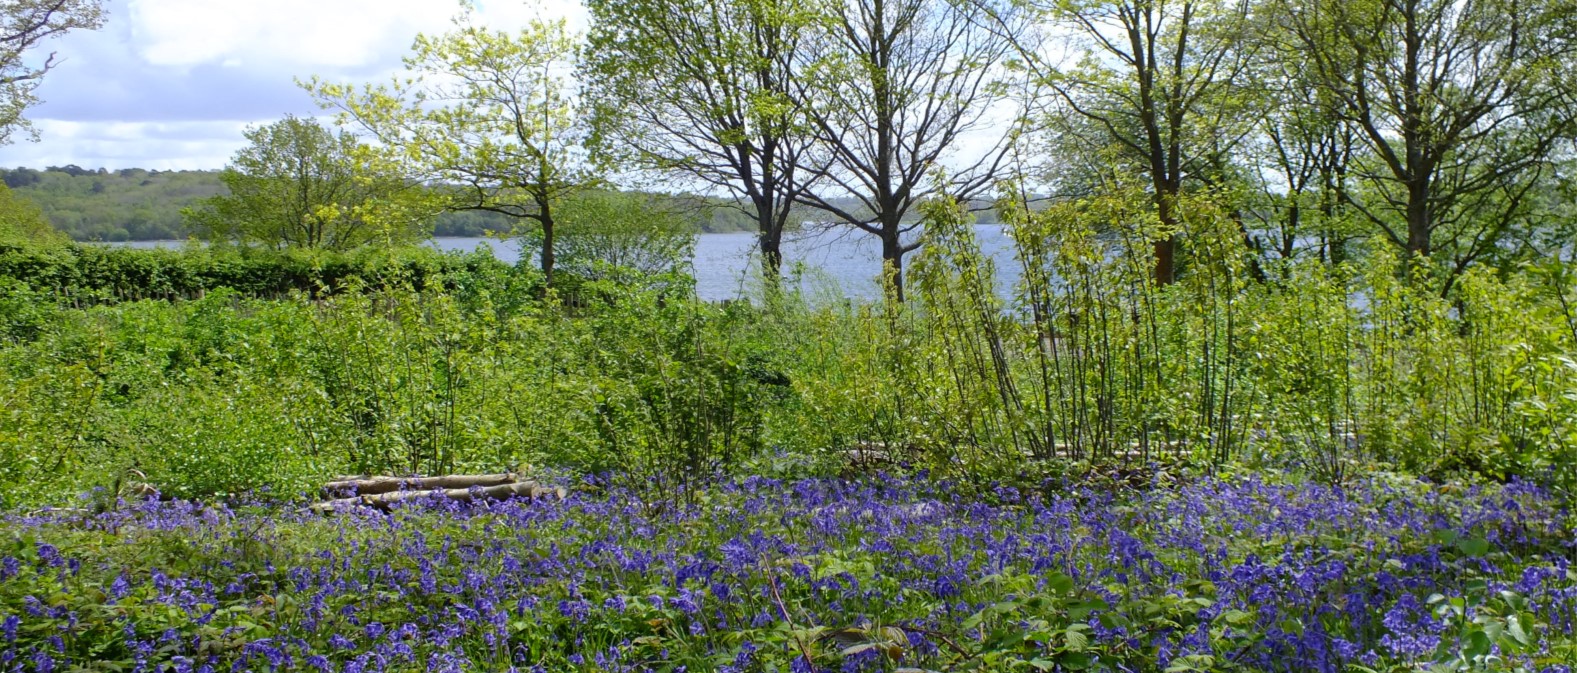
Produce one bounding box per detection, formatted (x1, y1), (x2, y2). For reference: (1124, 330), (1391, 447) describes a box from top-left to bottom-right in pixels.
(108, 226), (1023, 302)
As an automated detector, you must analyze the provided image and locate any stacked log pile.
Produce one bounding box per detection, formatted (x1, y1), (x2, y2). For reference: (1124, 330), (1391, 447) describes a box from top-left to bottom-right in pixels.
(309, 473), (565, 514)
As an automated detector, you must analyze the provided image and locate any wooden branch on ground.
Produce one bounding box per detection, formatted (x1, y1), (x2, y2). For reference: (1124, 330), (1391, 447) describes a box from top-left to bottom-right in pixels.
(321, 473), (521, 497)
(309, 481), (565, 515)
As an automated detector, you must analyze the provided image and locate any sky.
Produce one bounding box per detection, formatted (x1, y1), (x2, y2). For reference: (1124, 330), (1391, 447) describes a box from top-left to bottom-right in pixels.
(0, 0), (588, 171)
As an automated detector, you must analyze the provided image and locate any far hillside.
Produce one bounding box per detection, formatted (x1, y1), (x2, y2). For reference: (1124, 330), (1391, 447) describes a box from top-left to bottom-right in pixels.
(0, 166), (761, 241)
(1, 166), (221, 241)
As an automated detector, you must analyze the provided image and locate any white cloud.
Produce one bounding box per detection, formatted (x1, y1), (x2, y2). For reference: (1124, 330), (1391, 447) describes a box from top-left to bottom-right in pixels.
(128, 0), (586, 69)
(129, 0), (463, 69)
(0, 0), (590, 169)
(3, 120), (253, 170)
(475, 0), (588, 32)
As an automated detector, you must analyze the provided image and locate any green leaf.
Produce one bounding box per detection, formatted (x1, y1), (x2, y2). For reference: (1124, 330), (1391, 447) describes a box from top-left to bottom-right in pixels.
(1464, 630), (1493, 659)
(1060, 652), (1096, 670)
(1457, 537), (1490, 556)
(1047, 573), (1075, 595)
(1505, 616), (1532, 648)
(841, 642), (880, 657)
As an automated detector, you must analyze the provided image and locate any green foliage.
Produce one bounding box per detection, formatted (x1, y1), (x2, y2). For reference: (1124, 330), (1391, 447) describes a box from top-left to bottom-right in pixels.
(812, 187), (1577, 492)
(2, 189), (1577, 505)
(0, 166), (225, 241)
(309, 14), (593, 285)
(0, 165), (758, 241)
(0, 183), (64, 247)
(1267, 0), (1577, 272)
(582, 0), (818, 278)
(526, 190), (696, 279)
(0, 243), (516, 305)
(0, 253), (789, 505)
(184, 116), (437, 251)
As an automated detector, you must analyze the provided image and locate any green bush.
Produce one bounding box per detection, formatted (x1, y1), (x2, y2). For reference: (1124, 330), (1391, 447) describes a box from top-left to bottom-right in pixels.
(2, 192), (1577, 507)
(0, 242), (522, 305)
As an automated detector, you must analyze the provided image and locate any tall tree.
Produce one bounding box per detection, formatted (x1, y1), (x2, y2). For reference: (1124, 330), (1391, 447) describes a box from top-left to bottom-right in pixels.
(990, 0), (1255, 285)
(1279, 0), (1577, 281)
(795, 0), (1021, 302)
(309, 16), (590, 286)
(184, 116), (431, 251)
(1241, 13), (1360, 266)
(583, 0), (818, 283)
(0, 0), (104, 145)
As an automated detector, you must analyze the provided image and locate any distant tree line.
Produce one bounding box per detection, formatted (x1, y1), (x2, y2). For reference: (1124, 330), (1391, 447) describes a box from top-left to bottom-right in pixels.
(0, 166), (224, 241)
(0, 165), (765, 242)
(0, 242), (518, 305)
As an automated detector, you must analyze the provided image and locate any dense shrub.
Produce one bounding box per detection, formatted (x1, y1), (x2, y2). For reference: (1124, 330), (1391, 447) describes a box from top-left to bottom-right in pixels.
(1, 197), (1576, 505)
(0, 276), (790, 505)
(0, 243), (521, 305)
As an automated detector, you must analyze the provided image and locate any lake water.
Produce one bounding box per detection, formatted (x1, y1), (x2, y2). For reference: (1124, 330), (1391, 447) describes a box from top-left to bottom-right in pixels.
(433, 226), (1022, 302)
(113, 226), (1024, 302)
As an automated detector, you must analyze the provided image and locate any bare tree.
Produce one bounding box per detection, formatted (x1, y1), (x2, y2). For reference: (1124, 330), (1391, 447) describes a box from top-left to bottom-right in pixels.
(1281, 0), (1577, 284)
(1242, 17), (1360, 265)
(583, 0), (821, 284)
(794, 0), (1022, 301)
(984, 0), (1255, 285)
(0, 0), (104, 144)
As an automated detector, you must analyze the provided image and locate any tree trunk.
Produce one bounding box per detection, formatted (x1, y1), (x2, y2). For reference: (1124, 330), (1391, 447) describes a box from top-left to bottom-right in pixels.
(1153, 236), (1177, 286)
(881, 226), (905, 303)
(1323, 235), (1347, 266)
(1319, 193), (1346, 266)
(1281, 204), (1299, 259)
(310, 481), (565, 514)
(541, 211), (556, 287)
(1153, 188), (1178, 286)
(1406, 184), (1430, 259)
(758, 213), (783, 286)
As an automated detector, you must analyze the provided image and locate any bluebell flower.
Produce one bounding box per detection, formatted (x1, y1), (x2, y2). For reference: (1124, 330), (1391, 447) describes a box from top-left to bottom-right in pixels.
(558, 598), (591, 623)
(32, 649), (54, 673)
(0, 557), (18, 581)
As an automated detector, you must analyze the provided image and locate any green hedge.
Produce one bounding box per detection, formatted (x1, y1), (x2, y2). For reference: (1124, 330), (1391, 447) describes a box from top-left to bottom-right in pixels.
(0, 243), (527, 304)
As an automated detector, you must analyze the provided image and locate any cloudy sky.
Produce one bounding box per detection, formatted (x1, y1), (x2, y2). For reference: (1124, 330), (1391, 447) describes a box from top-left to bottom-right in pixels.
(0, 0), (586, 171)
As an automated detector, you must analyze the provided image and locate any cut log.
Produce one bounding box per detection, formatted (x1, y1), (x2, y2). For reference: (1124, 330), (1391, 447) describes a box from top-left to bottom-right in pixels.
(24, 507), (91, 518)
(126, 482), (163, 499)
(321, 473), (520, 497)
(309, 482), (565, 514)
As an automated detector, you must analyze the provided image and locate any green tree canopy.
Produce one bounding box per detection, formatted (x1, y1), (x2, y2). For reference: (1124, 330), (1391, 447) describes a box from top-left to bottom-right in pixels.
(1000, 0), (1255, 285)
(1276, 0), (1577, 284)
(183, 115), (434, 251)
(583, 0), (818, 283)
(549, 190), (696, 279)
(0, 181), (63, 246)
(309, 15), (592, 287)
